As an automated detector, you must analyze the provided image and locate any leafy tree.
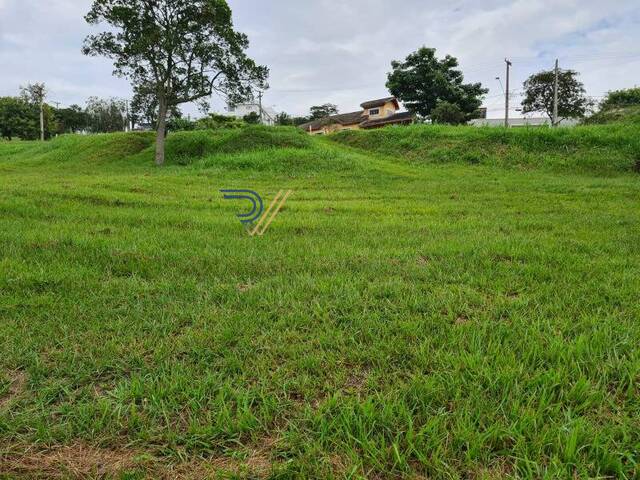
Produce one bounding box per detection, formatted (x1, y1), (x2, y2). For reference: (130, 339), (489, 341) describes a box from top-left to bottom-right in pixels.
(309, 104), (338, 120)
(85, 97), (127, 133)
(275, 112), (293, 126)
(521, 69), (592, 124)
(20, 83), (47, 140)
(0, 97), (37, 140)
(195, 113), (244, 130)
(600, 87), (640, 110)
(167, 117), (196, 132)
(430, 101), (466, 125)
(292, 116), (311, 126)
(130, 85), (182, 129)
(83, 0), (268, 165)
(386, 47), (487, 119)
(243, 111), (261, 124)
(54, 105), (89, 134)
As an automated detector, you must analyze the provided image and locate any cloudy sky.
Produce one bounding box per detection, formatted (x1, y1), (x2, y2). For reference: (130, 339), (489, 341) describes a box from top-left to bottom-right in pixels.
(1, 0), (639, 118)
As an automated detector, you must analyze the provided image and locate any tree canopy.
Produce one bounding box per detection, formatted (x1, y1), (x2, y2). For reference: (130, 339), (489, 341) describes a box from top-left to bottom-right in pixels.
(0, 97), (38, 140)
(85, 97), (128, 133)
(243, 112), (261, 124)
(309, 104), (338, 120)
(0, 84), (58, 141)
(521, 69), (592, 123)
(430, 101), (466, 125)
(54, 105), (89, 134)
(83, 0), (268, 165)
(386, 47), (487, 119)
(600, 87), (640, 110)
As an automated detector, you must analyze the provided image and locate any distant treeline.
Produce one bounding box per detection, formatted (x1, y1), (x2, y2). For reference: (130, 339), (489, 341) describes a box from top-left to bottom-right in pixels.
(0, 85), (280, 140)
(0, 90), (133, 140)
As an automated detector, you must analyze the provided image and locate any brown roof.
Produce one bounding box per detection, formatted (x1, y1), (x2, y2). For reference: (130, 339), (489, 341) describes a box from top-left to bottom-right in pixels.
(360, 97), (399, 110)
(360, 111), (414, 129)
(299, 111), (364, 131)
(298, 99), (413, 132)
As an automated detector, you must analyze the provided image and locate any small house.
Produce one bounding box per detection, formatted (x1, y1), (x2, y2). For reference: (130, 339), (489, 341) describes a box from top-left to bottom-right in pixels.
(299, 97), (414, 135)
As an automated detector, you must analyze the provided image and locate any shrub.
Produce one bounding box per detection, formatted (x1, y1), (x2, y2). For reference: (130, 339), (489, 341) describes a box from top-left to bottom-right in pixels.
(601, 88), (640, 110)
(168, 117), (196, 132)
(195, 113), (245, 130)
(430, 101), (466, 125)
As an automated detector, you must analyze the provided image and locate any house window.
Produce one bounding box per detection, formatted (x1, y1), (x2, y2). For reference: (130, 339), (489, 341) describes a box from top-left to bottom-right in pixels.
(369, 108), (380, 115)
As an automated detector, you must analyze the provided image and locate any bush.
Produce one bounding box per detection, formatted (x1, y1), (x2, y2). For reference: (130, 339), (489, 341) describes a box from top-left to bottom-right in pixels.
(601, 88), (640, 110)
(168, 117), (196, 132)
(243, 112), (261, 124)
(430, 101), (466, 125)
(583, 88), (640, 125)
(195, 113), (245, 130)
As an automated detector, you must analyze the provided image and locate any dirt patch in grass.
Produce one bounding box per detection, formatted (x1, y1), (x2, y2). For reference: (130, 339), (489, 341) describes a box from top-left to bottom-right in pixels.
(237, 282), (254, 293)
(417, 255), (431, 266)
(0, 443), (140, 479)
(344, 369), (370, 392)
(468, 458), (515, 479)
(0, 438), (280, 479)
(162, 436), (278, 479)
(0, 371), (27, 408)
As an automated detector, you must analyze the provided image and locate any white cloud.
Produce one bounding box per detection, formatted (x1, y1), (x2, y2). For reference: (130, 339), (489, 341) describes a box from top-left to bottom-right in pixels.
(0, 0), (638, 118)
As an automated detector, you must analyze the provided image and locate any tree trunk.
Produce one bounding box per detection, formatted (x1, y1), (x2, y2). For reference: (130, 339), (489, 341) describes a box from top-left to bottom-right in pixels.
(40, 101), (45, 141)
(155, 97), (168, 166)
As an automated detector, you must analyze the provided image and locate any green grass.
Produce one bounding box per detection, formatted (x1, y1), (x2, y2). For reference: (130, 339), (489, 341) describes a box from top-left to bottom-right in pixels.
(582, 105), (640, 126)
(331, 123), (640, 175)
(1, 125), (639, 479)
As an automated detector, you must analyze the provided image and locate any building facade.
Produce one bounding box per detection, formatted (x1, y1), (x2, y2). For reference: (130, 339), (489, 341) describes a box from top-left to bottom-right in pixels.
(299, 97), (414, 135)
(226, 103), (278, 126)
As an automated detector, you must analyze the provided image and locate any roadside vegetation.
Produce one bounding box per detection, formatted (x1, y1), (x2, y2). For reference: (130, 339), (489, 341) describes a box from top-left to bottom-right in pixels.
(332, 123), (640, 175)
(1, 124), (639, 478)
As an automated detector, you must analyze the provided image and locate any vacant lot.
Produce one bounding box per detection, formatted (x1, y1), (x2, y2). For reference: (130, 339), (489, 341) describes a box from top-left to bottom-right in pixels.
(1, 126), (639, 479)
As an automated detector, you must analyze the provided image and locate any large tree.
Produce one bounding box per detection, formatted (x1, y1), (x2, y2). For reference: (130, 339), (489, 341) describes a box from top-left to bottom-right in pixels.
(386, 47), (487, 119)
(20, 83), (47, 141)
(83, 0), (268, 165)
(85, 96), (128, 133)
(0, 97), (36, 140)
(54, 105), (89, 134)
(521, 69), (591, 124)
(430, 101), (466, 125)
(130, 85), (182, 129)
(309, 104), (338, 120)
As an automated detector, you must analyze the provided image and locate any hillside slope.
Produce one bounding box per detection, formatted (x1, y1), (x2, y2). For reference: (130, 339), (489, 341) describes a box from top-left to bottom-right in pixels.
(331, 123), (640, 175)
(582, 105), (640, 126)
(1, 127), (639, 478)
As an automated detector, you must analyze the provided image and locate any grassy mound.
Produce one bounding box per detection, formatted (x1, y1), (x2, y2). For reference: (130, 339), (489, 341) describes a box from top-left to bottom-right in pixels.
(582, 105), (640, 125)
(331, 124), (640, 175)
(1, 120), (640, 478)
(0, 132), (154, 166)
(165, 125), (311, 164)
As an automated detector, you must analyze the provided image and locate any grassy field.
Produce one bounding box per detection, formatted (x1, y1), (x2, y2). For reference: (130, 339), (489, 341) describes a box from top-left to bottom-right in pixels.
(0, 125), (639, 479)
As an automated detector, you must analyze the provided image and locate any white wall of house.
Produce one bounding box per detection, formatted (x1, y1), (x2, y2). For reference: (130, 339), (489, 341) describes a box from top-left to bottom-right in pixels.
(226, 104), (277, 125)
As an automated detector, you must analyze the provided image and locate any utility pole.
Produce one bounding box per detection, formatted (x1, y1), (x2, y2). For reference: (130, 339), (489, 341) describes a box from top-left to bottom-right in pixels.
(552, 59), (559, 127)
(258, 91), (263, 125)
(504, 58), (512, 128)
(39, 97), (45, 141)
